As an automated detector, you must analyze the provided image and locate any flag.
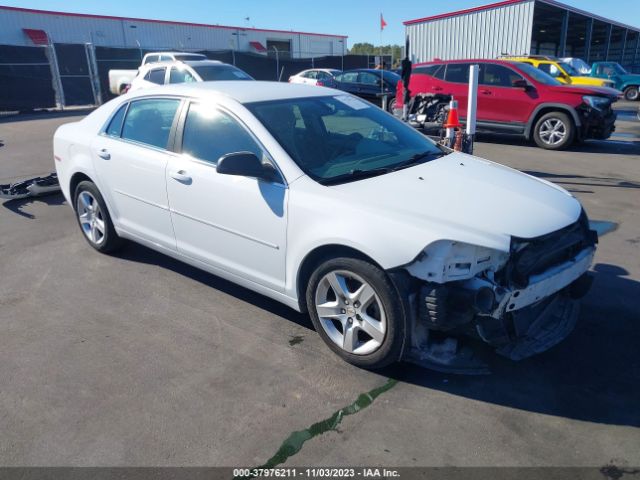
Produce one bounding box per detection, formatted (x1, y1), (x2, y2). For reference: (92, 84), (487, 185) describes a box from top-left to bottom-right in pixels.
(380, 13), (387, 31)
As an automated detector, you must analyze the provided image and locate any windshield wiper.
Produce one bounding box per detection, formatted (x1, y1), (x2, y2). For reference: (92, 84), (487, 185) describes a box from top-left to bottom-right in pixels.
(318, 167), (394, 186)
(389, 150), (447, 172)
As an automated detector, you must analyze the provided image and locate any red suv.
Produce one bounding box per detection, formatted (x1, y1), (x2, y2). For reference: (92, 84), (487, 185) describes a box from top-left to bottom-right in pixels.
(395, 59), (618, 150)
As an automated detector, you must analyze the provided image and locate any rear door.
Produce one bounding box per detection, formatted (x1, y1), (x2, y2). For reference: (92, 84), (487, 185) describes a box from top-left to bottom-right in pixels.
(334, 71), (360, 95)
(91, 97), (181, 249)
(476, 63), (533, 125)
(441, 63), (471, 117)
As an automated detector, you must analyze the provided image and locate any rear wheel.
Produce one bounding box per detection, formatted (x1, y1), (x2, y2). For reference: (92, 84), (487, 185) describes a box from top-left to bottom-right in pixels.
(623, 86), (639, 101)
(533, 111), (575, 150)
(306, 257), (407, 369)
(74, 181), (123, 253)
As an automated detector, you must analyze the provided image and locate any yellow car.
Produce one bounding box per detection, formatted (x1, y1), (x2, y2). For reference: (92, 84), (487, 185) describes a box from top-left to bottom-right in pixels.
(502, 56), (615, 87)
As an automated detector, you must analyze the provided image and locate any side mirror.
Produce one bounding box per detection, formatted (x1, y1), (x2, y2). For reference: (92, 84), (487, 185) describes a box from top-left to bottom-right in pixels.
(512, 79), (530, 89)
(216, 152), (278, 182)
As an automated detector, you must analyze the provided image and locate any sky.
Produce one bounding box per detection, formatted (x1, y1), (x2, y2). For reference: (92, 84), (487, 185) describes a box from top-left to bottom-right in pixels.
(3, 0), (640, 47)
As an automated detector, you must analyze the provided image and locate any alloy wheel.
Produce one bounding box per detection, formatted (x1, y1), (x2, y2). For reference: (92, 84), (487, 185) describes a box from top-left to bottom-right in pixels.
(538, 118), (567, 146)
(314, 270), (386, 355)
(76, 191), (106, 246)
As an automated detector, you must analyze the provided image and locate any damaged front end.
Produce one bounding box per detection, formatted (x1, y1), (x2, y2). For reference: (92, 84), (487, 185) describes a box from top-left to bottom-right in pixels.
(399, 211), (598, 374)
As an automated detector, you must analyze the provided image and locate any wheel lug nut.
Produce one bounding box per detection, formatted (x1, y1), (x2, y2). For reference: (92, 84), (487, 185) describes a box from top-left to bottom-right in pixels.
(341, 309), (346, 314)
(344, 300), (349, 305)
(354, 301), (360, 308)
(348, 317), (353, 324)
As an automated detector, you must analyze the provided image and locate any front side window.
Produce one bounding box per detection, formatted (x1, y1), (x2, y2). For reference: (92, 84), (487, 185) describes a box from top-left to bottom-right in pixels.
(169, 67), (196, 84)
(121, 98), (180, 149)
(413, 65), (440, 77)
(480, 64), (523, 87)
(247, 95), (446, 185)
(514, 62), (562, 86)
(143, 55), (159, 65)
(181, 103), (262, 164)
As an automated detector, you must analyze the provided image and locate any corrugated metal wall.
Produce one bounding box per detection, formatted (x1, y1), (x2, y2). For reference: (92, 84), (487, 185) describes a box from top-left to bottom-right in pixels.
(406, 1), (535, 63)
(0, 8), (346, 58)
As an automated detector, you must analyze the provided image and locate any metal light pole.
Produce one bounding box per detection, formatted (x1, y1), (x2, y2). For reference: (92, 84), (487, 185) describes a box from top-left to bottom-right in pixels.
(272, 46), (279, 81)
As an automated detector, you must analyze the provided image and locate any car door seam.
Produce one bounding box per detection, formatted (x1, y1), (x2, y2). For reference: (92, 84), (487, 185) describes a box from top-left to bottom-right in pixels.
(170, 208), (280, 250)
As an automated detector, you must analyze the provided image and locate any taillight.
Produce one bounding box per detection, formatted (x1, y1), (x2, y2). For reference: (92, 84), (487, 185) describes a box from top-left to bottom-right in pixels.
(123, 85), (131, 94)
(316, 81), (325, 87)
(288, 76), (293, 82)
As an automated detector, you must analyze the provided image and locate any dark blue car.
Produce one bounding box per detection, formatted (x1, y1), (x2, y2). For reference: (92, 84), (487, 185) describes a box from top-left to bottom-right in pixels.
(333, 69), (401, 112)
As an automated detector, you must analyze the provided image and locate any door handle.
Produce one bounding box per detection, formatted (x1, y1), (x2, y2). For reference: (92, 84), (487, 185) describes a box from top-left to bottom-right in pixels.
(480, 89), (492, 95)
(96, 148), (110, 160)
(169, 170), (192, 183)
(432, 86), (443, 91)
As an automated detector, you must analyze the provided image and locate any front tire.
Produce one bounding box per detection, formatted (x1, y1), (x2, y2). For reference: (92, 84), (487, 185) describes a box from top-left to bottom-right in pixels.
(74, 181), (123, 253)
(306, 257), (407, 369)
(533, 111), (575, 150)
(623, 86), (639, 101)
(387, 97), (397, 113)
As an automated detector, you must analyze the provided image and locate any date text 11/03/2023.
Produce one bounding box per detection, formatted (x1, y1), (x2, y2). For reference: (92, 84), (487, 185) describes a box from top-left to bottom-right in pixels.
(233, 468), (401, 478)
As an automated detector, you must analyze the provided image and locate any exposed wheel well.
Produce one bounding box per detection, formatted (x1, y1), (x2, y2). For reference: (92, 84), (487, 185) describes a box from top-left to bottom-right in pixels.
(296, 245), (381, 312)
(69, 172), (94, 210)
(526, 107), (577, 140)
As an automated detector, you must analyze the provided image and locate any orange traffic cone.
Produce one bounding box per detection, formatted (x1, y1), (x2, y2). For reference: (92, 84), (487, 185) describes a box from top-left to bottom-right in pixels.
(444, 100), (461, 129)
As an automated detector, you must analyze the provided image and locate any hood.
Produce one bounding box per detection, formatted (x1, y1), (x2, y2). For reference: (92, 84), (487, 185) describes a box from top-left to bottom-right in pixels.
(331, 152), (582, 245)
(548, 84), (620, 98)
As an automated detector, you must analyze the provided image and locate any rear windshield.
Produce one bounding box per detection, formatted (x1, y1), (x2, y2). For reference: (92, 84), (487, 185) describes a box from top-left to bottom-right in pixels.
(514, 62), (562, 86)
(173, 54), (207, 61)
(192, 65), (254, 81)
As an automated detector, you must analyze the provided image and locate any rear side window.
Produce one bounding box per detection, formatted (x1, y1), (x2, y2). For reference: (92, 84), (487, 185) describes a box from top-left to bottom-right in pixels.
(145, 68), (166, 85)
(445, 63), (471, 83)
(121, 98), (180, 149)
(337, 72), (358, 83)
(105, 104), (127, 137)
(413, 65), (441, 77)
(143, 55), (159, 65)
(432, 65), (445, 80)
(359, 72), (380, 85)
(169, 67), (196, 84)
(181, 103), (262, 164)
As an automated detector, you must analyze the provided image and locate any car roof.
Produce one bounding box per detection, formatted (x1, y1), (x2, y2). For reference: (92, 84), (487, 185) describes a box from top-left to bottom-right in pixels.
(129, 81), (337, 104)
(148, 51), (206, 57)
(415, 59), (519, 67)
(141, 60), (225, 69)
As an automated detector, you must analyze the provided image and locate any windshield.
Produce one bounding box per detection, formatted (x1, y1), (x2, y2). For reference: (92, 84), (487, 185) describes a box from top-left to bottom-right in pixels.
(192, 65), (253, 81)
(559, 62), (579, 76)
(247, 95), (447, 185)
(514, 63), (562, 86)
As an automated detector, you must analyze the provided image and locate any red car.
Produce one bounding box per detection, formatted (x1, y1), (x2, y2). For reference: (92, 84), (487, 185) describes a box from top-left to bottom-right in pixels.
(395, 59), (618, 150)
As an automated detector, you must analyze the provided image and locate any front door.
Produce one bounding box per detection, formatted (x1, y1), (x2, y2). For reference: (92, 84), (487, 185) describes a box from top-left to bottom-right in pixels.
(91, 97), (181, 250)
(476, 63), (534, 125)
(166, 102), (288, 291)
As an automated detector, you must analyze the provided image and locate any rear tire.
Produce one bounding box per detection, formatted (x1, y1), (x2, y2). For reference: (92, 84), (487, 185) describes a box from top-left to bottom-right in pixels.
(533, 111), (575, 150)
(306, 257), (407, 369)
(74, 181), (124, 254)
(623, 86), (639, 101)
(387, 97), (397, 113)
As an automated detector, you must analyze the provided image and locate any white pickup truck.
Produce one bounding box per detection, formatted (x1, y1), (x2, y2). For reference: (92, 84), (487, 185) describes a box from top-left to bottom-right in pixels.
(108, 51), (207, 95)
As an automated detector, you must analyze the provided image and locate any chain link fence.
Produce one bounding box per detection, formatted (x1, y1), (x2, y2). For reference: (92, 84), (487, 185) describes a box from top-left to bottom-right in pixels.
(0, 43), (392, 111)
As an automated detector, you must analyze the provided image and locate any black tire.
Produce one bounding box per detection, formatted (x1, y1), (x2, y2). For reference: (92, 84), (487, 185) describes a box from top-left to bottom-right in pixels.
(305, 257), (407, 369)
(387, 97), (397, 113)
(623, 86), (639, 101)
(532, 111), (575, 150)
(73, 181), (124, 253)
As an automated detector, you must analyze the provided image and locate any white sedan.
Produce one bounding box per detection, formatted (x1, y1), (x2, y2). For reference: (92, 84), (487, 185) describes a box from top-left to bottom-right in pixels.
(53, 82), (597, 371)
(288, 68), (341, 87)
(128, 60), (253, 92)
